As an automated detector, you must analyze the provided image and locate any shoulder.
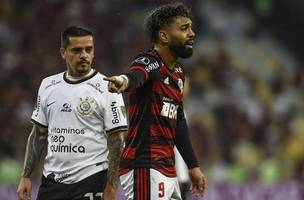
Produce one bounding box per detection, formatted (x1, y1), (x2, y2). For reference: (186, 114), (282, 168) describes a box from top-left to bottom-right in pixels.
(86, 72), (112, 94)
(40, 72), (64, 91)
(130, 51), (161, 72)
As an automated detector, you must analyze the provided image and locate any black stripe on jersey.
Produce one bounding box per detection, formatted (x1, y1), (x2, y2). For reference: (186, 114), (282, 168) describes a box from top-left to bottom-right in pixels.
(63, 70), (98, 84)
(106, 126), (128, 135)
(120, 157), (151, 168)
(151, 157), (175, 167)
(31, 119), (48, 128)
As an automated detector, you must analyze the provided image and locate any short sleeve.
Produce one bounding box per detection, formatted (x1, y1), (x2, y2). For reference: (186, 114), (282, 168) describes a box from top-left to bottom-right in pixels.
(104, 92), (128, 134)
(31, 80), (48, 127)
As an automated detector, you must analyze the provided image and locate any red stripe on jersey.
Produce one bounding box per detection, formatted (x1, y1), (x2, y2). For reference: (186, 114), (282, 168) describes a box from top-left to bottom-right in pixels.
(153, 82), (182, 101)
(150, 124), (174, 139)
(128, 125), (139, 137)
(128, 104), (139, 117)
(118, 167), (130, 176)
(121, 147), (136, 159)
(129, 66), (148, 79)
(150, 102), (162, 116)
(151, 145), (174, 158)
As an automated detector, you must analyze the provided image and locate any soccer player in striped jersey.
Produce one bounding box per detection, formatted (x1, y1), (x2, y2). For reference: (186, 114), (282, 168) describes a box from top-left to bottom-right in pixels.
(17, 26), (127, 200)
(104, 3), (206, 200)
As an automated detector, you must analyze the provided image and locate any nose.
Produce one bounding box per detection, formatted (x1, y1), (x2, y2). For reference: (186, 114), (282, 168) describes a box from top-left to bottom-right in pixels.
(80, 49), (88, 59)
(189, 28), (195, 38)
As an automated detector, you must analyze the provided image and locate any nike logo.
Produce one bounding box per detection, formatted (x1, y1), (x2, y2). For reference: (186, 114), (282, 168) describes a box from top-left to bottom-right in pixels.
(47, 101), (56, 107)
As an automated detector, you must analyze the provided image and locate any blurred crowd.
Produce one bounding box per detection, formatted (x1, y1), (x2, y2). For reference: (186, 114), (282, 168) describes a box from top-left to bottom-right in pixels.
(1, 0), (304, 186)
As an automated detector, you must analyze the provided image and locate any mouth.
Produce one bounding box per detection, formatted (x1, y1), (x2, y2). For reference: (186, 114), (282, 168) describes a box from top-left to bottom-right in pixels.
(79, 60), (89, 65)
(185, 39), (194, 48)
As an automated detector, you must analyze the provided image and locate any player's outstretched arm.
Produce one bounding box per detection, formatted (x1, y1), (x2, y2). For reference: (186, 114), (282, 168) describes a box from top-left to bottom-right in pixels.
(103, 75), (129, 94)
(188, 167), (207, 196)
(103, 130), (125, 200)
(17, 123), (48, 200)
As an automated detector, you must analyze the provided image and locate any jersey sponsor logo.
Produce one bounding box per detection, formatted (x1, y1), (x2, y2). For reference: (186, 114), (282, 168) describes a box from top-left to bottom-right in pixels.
(120, 106), (126, 118)
(50, 142), (85, 153)
(54, 172), (71, 183)
(174, 67), (183, 73)
(160, 102), (179, 119)
(164, 77), (170, 85)
(34, 95), (41, 117)
(177, 79), (184, 94)
(135, 56), (150, 65)
(45, 80), (61, 90)
(87, 82), (104, 94)
(76, 97), (96, 116)
(60, 103), (72, 112)
(50, 127), (86, 154)
(111, 101), (121, 124)
(145, 61), (159, 72)
(50, 127), (85, 135)
(47, 101), (56, 107)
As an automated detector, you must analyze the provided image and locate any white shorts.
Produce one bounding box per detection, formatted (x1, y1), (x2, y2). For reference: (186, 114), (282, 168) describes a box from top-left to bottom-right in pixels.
(120, 168), (182, 200)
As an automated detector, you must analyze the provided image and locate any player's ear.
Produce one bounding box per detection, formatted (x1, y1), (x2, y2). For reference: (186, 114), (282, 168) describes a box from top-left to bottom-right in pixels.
(60, 47), (66, 59)
(159, 30), (169, 44)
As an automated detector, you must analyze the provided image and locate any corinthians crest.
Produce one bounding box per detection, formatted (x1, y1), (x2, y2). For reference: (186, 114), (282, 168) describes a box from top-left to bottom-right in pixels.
(76, 97), (96, 116)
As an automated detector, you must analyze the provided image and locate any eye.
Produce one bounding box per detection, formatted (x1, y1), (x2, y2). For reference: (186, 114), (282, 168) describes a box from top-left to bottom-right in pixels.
(180, 25), (188, 31)
(85, 47), (93, 53)
(71, 48), (82, 53)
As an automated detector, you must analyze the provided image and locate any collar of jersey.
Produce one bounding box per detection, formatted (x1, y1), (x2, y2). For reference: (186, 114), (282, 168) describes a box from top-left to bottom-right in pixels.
(152, 49), (178, 73)
(63, 70), (98, 84)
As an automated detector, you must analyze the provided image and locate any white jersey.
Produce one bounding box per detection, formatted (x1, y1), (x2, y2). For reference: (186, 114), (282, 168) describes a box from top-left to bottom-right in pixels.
(31, 70), (128, 184)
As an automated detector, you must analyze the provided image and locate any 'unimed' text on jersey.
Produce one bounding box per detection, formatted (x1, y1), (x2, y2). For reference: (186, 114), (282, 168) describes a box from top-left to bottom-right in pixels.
(120, 50), (186, 177)
(32, 70), (128, 184)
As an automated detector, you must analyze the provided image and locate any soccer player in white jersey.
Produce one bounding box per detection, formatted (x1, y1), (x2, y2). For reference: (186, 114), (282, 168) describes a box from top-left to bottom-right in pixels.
(17, 26), (128, 200)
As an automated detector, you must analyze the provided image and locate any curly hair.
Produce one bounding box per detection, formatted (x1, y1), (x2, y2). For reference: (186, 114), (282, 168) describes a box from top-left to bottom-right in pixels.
(144, 3), (192, 43)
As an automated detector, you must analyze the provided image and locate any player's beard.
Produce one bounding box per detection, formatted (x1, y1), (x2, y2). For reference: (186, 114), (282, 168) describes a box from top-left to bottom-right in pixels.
(169, 41), (193, 58)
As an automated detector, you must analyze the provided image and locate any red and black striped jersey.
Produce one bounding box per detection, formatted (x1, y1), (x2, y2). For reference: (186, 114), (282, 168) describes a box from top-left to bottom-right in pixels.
(119, 49), (187, 177)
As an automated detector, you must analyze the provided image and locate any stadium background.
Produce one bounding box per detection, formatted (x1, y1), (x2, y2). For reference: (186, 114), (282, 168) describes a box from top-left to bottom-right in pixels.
(1, 0), (304, 199)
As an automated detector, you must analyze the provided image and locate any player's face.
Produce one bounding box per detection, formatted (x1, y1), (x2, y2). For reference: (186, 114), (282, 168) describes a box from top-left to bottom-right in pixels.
(60, 36), (94, 77)
(167, 17), (195, 58)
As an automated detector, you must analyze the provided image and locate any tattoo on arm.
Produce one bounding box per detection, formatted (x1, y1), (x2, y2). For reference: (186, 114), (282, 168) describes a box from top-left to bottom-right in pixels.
(21, 124), (48, 178)
(106, 131), (125, 188)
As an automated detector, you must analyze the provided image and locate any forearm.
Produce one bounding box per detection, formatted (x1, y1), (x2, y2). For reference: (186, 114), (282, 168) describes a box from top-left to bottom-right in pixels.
(21, 124), (48, 178)
(124, 70), (147, 91)
(106, 131), (125, 187)
(175, 108), (199, 169)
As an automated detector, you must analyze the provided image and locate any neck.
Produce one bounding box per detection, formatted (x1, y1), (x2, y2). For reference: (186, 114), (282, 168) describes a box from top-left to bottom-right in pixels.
(154, 44), (177, 69)
(66, 69), (94, 80)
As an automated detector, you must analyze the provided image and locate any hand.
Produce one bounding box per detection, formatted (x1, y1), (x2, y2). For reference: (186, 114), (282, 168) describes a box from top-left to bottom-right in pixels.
(103, 76), (128, 94)
(102, 183), (117, 200)
(17, 177), (32, 200)
(188, 167), (207, 197)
